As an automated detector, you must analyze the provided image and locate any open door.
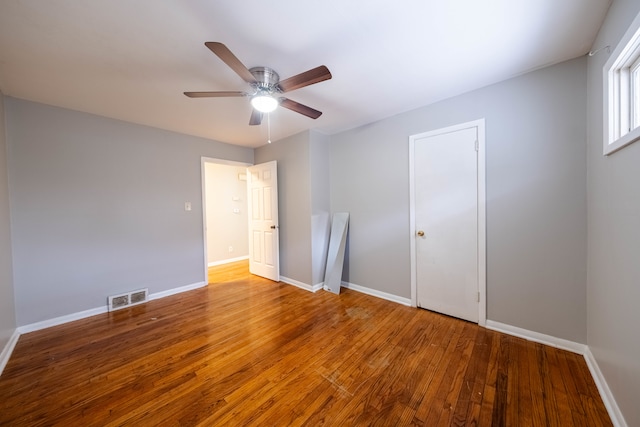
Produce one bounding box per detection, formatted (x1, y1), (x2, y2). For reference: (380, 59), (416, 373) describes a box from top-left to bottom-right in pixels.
(247, 161), (280, 281)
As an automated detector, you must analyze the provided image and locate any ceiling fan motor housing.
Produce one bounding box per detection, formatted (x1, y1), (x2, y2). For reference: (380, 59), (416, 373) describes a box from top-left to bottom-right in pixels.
(250, 67), (280, 93)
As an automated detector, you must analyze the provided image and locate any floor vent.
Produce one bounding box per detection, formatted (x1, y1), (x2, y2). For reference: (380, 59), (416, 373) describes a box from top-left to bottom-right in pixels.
(108, 288), (149, 312)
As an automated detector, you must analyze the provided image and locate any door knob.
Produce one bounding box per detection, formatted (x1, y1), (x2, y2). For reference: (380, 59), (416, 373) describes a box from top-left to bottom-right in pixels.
(417, 230), (425, 237)
(270, 225), (278, 229)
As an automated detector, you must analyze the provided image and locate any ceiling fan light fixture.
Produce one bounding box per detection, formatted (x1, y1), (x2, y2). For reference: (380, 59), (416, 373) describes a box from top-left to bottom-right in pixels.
(251, 94), (278, 113)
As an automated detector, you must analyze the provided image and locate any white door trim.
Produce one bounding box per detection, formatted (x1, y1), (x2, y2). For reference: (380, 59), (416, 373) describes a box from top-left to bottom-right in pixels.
(201, 157), (252, 284)
(409, 119), (486, 326)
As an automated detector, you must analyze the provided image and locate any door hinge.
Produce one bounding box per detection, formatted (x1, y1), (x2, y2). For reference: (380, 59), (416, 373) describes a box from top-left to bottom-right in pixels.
(477, 292), (480, 302)
(474, 140), (479, 151)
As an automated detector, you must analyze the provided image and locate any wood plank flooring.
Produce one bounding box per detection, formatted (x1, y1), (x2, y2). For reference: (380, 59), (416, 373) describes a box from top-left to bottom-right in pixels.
(0, 260), (612, 426)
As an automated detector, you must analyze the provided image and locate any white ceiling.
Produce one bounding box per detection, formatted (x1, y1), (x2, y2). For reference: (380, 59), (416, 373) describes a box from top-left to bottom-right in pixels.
(0, 0), (611, 148)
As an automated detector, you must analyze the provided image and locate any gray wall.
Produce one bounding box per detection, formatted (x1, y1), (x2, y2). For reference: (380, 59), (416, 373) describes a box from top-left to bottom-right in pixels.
(586, 0), (640, 425)
(255, 131), (313, 285)
(254, 129), (331, 288)
(6, 98), (253, 326)
(309, 131), (331, 286)
(0, 92), (16, 348)
(330, 57), (588, 343)
(204, 162), (249, 264)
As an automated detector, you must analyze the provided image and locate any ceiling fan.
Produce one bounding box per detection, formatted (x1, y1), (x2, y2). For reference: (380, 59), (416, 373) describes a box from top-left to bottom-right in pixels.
(184, 42), (332, 126)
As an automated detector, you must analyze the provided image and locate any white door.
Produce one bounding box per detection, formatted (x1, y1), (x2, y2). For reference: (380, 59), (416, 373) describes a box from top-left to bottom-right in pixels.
(247, 161), (279, 281)
(413, 125), (479, 322)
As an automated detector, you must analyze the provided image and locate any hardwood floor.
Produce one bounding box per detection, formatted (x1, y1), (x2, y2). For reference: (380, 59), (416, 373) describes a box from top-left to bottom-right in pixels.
(0, 260), (611, 426)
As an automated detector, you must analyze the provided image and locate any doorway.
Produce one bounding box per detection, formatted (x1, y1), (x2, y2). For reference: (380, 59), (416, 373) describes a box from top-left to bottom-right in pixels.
(201, 157), (252, 283)
(409, 119), (486, 325)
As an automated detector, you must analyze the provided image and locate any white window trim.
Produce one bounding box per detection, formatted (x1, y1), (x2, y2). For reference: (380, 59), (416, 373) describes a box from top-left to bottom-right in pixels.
(603, 10), (640, 156)
(631, 55), (640, 129)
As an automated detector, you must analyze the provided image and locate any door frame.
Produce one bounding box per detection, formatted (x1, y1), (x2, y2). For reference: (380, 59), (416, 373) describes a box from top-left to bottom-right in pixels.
(201, 157), (252, 284)
(408, 119), (486, 326)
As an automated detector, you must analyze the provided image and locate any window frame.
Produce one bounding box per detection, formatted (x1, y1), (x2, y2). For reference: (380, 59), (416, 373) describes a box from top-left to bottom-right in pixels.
(630, 54), (640, 129)
(603, 10), (640, 156)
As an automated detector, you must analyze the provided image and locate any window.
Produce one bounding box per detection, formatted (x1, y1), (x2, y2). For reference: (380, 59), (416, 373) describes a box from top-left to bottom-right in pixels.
(604, 10), (640, 155)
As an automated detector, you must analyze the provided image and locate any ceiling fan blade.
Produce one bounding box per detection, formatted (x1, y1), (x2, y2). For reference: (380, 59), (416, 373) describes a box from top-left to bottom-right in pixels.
(249, 109), (263, 126)
(205, 42), (256, 84)
(184, 91), (247, 98)
(279, 98), (322, 119)
(278, 65), (332, 93)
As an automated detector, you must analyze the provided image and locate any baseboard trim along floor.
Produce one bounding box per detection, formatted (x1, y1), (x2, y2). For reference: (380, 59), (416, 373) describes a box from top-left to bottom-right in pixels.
(16, 280), (207, 335)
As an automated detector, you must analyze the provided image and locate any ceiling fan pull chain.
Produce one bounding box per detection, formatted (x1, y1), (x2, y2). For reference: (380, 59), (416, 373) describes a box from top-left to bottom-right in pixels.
(267, 113), (272, 144)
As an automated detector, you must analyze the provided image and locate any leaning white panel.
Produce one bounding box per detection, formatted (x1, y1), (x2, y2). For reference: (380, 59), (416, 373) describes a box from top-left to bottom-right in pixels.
(323, 212), (349, 295)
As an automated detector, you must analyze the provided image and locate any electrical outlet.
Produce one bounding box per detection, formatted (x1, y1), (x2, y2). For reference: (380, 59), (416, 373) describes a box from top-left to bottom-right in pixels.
(228, 246), (233, 253)
(184, 202), (192, 211)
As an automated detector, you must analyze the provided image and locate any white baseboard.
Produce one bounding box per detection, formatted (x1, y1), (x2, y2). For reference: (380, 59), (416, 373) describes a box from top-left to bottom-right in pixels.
(280, 276), (322, 293)
(340, 281), (412, 306)
(486, 320), (625, 427)
(283, 278), (412, 304)
(148, 281), (207, 301)
(208, 256), (249, 267)
(17, 281), (207, 335)
(485, 320), (587, 354)
(18, 306), (109, 334)
(584, 347), (628, 427)
(0, 329), (21, 376)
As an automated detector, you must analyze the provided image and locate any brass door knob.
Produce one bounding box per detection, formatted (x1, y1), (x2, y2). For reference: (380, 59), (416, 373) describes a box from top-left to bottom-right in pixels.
(417, 230), (425, 237)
